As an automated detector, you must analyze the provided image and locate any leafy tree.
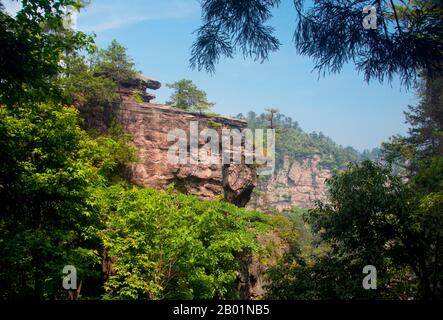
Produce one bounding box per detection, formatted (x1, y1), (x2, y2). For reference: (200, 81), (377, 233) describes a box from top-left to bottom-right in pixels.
(377, 73), (443, 298)
(93, 40), (136, 83)
(0, 101), (135, 299)
(0, 2), (138, 298)
(1, 0), (276, 302)
(0, 0), (94, 107)
(404, 75), (443, 158)
(382, 75), (443, 177)
(166, 79), (214, 113)
(265, 108), (279, 129)
(266, 161), (443, 299)
(191, 0), (443, 85)
(361, 147), (383, 161)
(95, 186), (270, 299)
(60, 53), (118, 107)
(266, 69), (443, 300)
(59, 40), (137, 130)
(238, 110), (365, 171)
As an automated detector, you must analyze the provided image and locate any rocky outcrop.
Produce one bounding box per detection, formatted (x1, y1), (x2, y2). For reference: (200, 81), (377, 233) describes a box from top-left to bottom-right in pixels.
(119, 74), (161, 103)
(238, 155), (332, 298)
(247, 154), (332, 211)
(116, 74), (257, 207)
(236, 232), (286, 299)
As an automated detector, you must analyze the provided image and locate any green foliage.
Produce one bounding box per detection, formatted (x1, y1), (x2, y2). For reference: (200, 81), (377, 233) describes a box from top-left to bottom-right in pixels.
(266, 160), (443, 299)
(190, 0), (280, 74)
(405, 75), (443, 157)
(1, 1), (275, 302)
(0, 0), (94, 107)
(383, 75), (443, 174)
(60, 53), (118, 107)
(166, 79), (214, 113)
(237, 111), (369, 171)
(265, 208), (331, 300)
(59, 40), (139, 130)
(60, 40), (137, 107)
(206, 112), (221, 117)
(3, 0), (440, 302)
(265, 73), (441, 300)
(132, 91), (144, 104)
(93, 40), (136, 83)
(95, 186), (270, 299)
(0, 101), (135, 299)
(191, 0), (443, 85)
(208, 119), (222, 128)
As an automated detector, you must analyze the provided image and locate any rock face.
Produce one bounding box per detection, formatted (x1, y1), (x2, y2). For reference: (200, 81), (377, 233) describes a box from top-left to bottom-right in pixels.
(84, 74), (331, 211)
(247, 154), (332, 211)
(94, 74), (335, 299)
(119, 74), (161, 103)
(237, 232), (286, 299)
(116, 75), (257, 207)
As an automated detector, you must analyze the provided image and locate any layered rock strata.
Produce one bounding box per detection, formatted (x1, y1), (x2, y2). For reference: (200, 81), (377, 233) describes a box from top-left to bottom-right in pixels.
(117, 75), (257, 207)
(247, 155), (332, 211)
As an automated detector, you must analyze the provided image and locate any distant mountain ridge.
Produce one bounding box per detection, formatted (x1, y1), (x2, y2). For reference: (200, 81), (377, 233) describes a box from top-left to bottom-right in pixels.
(236, 111), (381, 211)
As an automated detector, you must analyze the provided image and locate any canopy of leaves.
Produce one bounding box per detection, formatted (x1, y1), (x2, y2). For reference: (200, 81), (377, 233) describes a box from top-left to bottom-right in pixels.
(265, 76), (443, 299)
(0, 101), (135, 299)
(58, 40), (137, 131)
(2, 0), (441, 302)
(237, 110), (377, 171)
(95, 186), (270, 300)
(382, 75), (443, 176)
(0, 0), (94, 106)
(0, 1), (138, 299)
(191, 0), (443, 86)
(266, 158), (443, 299)
(0, 0), (270, 299)
(60, 54), (117, 107)
(93, 40), (136, 83)
(166, 79), (214, 113)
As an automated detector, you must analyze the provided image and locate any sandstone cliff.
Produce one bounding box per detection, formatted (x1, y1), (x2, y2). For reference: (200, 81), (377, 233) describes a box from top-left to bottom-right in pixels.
(115, 75), (257, 207)
(94, 74), (331, 299)
(247, 154), (332, 211)
(114, 75), (332, 211)
(80, 73), (333, 211)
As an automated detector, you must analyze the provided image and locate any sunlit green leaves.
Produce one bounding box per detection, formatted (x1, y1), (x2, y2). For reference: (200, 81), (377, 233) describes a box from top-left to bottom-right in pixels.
(0, 101), (136, 299)
(97, 186), (269, 300)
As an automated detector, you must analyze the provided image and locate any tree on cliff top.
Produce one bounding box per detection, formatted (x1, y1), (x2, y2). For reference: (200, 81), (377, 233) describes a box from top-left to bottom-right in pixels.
(60, 40), (137, 105)
(265, 108), (279, 129)
(94, 40), (136, 83)
(59, 40), (138, 131)
(0, 0), (93, 107)
(166, 79), (215, 114)
(190, 0), (443, 86)
(382, 74), (443, 176)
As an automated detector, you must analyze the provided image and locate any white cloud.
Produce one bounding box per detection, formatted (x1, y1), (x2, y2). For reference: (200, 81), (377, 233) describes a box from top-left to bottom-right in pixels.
(79, 15), (151, 33)
(77, 0), (199, 33)
(2, 0), (22, 16)
(2, 1), (78, 30)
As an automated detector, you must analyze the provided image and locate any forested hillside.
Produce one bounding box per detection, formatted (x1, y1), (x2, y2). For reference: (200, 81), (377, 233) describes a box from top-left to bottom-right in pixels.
(237, 111), (381, 171)
(237, 111), (382, 210)
(0, 2), (271, 299)
(0, 0), (441, 301)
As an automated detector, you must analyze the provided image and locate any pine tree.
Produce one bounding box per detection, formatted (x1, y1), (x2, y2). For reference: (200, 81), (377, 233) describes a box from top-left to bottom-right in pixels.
(166, 79), (214, 114)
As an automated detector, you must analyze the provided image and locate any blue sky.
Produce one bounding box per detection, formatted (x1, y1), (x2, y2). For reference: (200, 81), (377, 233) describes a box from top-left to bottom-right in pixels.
(5, 0), (417, 151)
